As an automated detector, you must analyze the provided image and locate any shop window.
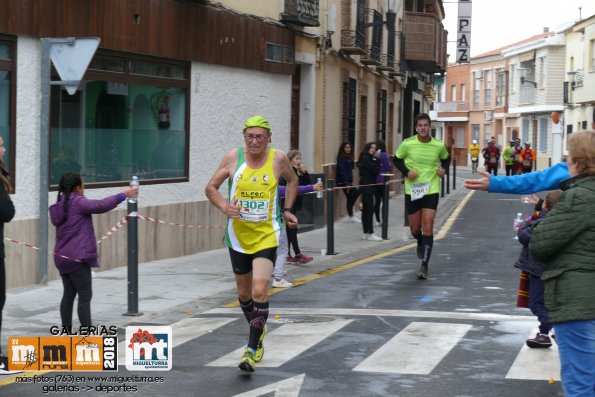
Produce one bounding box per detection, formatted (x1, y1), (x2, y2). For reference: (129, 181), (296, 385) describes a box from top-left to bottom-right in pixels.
(49, 52), (189, 187)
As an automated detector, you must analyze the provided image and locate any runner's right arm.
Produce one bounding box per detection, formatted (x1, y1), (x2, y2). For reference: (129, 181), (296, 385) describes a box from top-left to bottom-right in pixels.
(205, 149), (240, 218)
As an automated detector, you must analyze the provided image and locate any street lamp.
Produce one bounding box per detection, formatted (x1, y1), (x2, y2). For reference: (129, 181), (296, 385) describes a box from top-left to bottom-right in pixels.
(518, 67), (537, 87)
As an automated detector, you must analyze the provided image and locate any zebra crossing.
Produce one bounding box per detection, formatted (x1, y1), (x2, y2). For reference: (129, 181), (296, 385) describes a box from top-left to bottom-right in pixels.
(154, 307), (560, 382)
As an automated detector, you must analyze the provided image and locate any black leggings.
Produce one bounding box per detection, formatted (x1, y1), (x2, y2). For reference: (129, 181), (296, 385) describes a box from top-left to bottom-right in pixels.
(341, 187), (359, 217)
(60, 266), (93, 330)
(286, 226), (301, 256)
(361, 193), (375, 234)
(0, 258), (5, 355)
(373, 185), (384, 223)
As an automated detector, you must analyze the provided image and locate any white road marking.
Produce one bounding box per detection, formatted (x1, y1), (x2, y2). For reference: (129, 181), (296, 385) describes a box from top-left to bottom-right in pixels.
(204, 307), (534, 322)
(207, 319), (352, 367)
(231, 374), (305, 397)
(353, 322), (472, 374)
(506, 328), (560, 380)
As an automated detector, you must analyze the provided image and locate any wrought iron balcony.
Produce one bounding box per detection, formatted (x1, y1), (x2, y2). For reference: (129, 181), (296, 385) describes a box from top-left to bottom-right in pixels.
(340, 30), (366, 55)
(376, 53), (396, 72)
(280, 0), (320, 27)
(389, 62), (408, 79)
(360, 44), (381, 66)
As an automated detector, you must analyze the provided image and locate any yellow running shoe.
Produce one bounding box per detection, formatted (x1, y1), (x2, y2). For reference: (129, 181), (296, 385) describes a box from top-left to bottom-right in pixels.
(254, 325), (267, 362)
(238, 347), (256, 372)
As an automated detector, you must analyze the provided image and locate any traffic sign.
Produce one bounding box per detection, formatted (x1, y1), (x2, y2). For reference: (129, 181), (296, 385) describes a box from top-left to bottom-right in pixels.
(49, 37), (100, 95)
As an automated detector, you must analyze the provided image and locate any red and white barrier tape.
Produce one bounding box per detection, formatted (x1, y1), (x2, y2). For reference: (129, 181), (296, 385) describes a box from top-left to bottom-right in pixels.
(4, 215), (130, 263)
(137, 214), (226, 229)
(4, 237), (83, 263)
(96, 215), (129, 245)
(4, 179), (405, 261)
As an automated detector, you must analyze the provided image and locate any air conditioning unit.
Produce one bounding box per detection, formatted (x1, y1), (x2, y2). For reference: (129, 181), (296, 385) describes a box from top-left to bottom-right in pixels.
(484, 110), (493, 121)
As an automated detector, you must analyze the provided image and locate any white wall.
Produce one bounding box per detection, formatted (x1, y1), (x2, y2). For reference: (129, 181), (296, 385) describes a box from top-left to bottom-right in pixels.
(12, 37), (292, 220)
(190, 63), (292, 201)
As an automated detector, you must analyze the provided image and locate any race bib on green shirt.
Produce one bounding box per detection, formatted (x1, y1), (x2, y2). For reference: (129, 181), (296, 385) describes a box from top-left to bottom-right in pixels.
(411, 182), (430, 201)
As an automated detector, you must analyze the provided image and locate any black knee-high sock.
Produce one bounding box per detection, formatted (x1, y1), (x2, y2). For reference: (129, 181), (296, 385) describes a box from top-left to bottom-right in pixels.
(421, 235), (434, 266)
(239, 298), (254, 324)
(413, 232), (422, 247)
(248, 301), (269, 349)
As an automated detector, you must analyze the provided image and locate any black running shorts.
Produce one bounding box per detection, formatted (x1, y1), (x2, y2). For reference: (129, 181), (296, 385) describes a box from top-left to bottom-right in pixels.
(405, 193), (439, 215)
(228, 247), (277, 275)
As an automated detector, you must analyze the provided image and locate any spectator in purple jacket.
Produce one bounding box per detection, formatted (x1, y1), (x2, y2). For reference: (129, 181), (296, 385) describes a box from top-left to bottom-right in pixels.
(49, 173), (137, 333)
(374, 140), (392, 226)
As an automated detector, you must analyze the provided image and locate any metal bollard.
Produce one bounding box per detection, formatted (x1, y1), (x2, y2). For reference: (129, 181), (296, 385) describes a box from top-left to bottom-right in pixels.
(441, 175), (445, 198)
(381, 174), (392, 239)
(452, 159), (457, 190)
(325, 179), (335, 255)
(403, 179), (409, 227)
(124, 198), (142, 316)
(446, 165), (450, 194)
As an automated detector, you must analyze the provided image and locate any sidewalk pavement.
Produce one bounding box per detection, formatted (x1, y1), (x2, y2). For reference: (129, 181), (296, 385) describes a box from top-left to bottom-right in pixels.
(2, 173), (471, 352)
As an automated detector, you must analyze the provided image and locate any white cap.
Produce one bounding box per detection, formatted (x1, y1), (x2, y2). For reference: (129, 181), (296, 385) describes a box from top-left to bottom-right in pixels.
(472, 140), (477, 144)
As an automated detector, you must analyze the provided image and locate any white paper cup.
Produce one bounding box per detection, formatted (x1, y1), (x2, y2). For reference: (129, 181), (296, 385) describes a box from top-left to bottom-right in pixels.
(320, 248), (327, 256)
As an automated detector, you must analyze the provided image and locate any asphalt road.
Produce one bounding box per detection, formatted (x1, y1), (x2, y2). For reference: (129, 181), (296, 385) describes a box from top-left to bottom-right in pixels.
(3, 177), (565, 397)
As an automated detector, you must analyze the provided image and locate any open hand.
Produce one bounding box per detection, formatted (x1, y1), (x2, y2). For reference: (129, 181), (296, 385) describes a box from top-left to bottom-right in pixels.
(464, 171), (490, 191)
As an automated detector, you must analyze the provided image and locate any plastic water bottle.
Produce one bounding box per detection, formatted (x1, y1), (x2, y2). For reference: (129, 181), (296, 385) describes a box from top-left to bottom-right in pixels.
(316, 178), (323, 198)
(129, 176), (139, 203)
(513, 212), (523, 239)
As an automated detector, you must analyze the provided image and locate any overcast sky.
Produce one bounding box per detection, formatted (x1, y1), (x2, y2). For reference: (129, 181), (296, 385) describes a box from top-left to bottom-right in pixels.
(442, 0), (595, 62)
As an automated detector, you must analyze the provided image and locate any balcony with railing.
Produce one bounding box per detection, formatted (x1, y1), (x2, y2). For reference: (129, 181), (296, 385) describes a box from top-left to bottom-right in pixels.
(376, 53), (395, 72)
(280, 0), (320, 27)
(360, 44), (381, 66)
(435, 101), (469, 112)
(403, 11), (447, 73)
(340, 30), (366, 55)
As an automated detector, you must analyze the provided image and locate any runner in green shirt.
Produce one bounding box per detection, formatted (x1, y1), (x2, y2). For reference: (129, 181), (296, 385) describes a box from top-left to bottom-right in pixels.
(393, 113), (450, 279)
(503, 140), (514, 176)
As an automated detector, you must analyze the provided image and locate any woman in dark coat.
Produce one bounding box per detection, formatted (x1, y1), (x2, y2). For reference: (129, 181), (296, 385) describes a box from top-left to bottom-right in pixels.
(358, 142), (381, 241)
(336, 142), (360, 223)
(529, 131), (595, 397)
(0, 137), (15, 374)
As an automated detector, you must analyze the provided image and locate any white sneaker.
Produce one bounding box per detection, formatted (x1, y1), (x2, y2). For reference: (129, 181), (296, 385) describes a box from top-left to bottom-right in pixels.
(0, 356), (21, 375)
(375, 220), (382, 226)
(347, 216), (361, 223)
(367, 233), (383, 241)
(362, 233), (369, 240)
(272, 278), (293, 288)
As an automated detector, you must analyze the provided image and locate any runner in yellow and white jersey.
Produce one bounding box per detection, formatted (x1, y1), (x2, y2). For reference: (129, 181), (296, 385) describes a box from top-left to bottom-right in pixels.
(393, 113), (450, 280)
(205, 116), (297, 372)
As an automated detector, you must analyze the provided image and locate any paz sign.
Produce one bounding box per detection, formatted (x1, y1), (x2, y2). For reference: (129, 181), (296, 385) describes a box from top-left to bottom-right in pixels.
(49, 37), (100, 95)
(457, 0), (472, 63)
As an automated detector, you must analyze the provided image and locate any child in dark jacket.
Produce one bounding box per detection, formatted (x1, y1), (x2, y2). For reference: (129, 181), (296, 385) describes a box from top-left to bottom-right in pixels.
(515, 189), (562, 348)
(49, 173), (137, 333)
